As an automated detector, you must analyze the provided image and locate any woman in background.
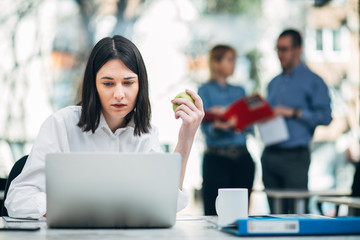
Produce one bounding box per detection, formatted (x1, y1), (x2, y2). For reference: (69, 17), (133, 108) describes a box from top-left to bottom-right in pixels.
(198, 45), (255, 215)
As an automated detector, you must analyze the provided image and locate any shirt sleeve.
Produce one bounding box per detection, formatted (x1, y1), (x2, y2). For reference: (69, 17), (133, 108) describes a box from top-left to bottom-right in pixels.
(200, 122), (234, 139)
(198, 85), (236, 138)
(198, 85), (211, 111)
(176, 188), (189, 212)
(299, 77), (332, 130)
(5, 114), (68, 219)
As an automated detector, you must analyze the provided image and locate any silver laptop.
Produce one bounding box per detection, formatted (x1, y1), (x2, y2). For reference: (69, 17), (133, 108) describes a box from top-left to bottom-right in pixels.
(45, 152), (181, 228)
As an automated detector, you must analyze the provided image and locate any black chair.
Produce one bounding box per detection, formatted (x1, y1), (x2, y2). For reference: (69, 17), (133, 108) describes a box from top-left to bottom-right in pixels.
(351, 162), (360, 216)
(0, 178), (7, 212)
(0, 155), (28, 216)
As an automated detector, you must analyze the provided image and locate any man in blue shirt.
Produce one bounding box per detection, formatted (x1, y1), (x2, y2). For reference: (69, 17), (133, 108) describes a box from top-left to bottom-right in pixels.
(262, 29), (332, 214)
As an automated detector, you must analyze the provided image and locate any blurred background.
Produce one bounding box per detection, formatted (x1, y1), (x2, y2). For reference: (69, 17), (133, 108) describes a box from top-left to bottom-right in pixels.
(0, 0), (359, 215)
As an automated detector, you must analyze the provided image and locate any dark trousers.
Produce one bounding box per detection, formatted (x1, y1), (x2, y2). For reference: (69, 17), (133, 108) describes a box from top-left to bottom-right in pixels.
(261, 147), (310, 214)
(351, 162), (360, 216)
(202, 146), (255, 215)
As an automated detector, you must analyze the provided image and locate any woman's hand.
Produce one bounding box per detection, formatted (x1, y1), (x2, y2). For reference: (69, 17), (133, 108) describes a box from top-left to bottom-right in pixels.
(208, 106), (227, 116)
(171, 89), (204, 189)
(213, 116), (237, 130)
(171, 89), (204, 140)
(273, 105), (301, 118)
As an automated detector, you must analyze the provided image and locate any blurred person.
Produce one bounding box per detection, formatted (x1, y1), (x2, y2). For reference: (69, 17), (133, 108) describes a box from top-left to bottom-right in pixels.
(5, 35), (204, 219)
(261, 29), (332, 213)
(198, 45), (255, 215)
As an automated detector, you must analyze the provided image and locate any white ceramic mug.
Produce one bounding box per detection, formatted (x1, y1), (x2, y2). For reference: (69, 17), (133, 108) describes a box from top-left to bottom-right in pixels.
(215, 188), (248, 226)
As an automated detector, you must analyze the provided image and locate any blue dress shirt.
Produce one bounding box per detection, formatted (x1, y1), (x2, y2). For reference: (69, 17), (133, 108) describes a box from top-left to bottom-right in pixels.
(198, 81), (250, 147)
(267, 62), (332, 148)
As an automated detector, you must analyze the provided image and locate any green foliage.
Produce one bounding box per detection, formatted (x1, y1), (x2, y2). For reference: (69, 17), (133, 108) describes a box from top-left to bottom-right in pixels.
(204, 0), (262, 15)
(246, 49), (262, 93)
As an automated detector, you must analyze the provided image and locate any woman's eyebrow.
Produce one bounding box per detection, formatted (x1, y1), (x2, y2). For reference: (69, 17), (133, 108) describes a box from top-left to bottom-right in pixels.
(100, 76), (114, 80)
(100, 76), (137, 80)
(124, 76), (137, 80)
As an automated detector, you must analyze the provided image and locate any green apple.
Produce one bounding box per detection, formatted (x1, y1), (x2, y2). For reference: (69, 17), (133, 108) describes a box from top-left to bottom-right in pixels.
(172, 92), (195, 111)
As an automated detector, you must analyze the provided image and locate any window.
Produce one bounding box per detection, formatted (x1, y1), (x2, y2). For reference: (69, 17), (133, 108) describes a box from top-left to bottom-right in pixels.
(306, 26), (350, 62)
(316, 29), (323, 51)
(333, 29), (341, 51)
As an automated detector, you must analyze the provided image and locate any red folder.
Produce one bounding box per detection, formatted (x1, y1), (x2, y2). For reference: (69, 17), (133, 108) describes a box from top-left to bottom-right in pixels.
(203, 94), (274, 131)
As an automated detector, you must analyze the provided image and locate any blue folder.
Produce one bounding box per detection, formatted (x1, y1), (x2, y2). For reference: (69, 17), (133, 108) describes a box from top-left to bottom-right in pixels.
(221, 215), (360, 236)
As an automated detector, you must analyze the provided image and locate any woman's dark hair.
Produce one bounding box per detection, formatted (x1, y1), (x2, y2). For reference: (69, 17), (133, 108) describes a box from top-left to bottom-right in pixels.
(77, 35), (151, 136)
(209, 44), (236, 79)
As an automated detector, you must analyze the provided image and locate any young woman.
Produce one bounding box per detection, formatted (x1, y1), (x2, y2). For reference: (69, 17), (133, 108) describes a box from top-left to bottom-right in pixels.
(5, 35), (204, 219)
(198, 45), (255, 215)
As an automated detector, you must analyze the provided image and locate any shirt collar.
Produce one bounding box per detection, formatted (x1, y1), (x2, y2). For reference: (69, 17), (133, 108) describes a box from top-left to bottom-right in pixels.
(210, 80), (229, 89)
(282, 62), (305, 77)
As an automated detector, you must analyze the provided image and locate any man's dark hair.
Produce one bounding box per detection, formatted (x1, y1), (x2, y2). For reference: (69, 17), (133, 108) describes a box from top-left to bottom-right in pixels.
(77, 35), (151, 136)
(279, 29), (302, 47)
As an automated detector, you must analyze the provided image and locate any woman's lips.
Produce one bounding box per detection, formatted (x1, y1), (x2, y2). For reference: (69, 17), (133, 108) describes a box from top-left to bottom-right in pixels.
(111, 103), (126, 108)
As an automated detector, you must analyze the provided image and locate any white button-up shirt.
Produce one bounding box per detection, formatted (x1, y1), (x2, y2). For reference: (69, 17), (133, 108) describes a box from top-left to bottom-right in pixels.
(5, 106), (189, 219)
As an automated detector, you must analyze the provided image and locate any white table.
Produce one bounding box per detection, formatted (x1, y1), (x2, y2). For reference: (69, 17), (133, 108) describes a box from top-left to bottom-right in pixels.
(1, 216), (360, 239)
(264, 189), (351, 214)
(318, 196), (360, 216)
